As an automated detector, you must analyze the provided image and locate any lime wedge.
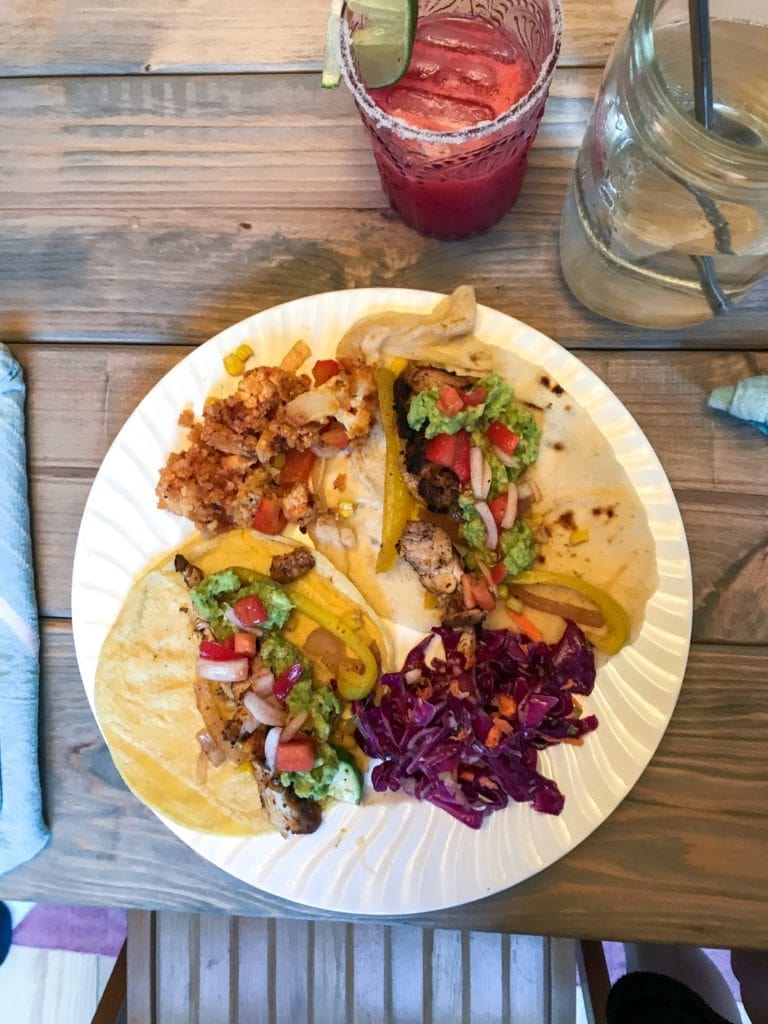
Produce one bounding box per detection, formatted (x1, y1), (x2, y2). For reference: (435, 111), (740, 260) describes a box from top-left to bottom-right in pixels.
(322, 0), (417, 90)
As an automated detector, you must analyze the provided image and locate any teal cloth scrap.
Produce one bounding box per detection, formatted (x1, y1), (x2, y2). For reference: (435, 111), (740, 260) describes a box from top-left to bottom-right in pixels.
(708, 375), (768, 436)
(0, 344), (50, 874)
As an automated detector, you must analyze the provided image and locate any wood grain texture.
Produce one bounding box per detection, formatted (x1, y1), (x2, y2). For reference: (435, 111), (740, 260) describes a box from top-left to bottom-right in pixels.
(1, 70), (767, 349)
(126, 913), (574, 1024)
(0, 0), (635, 76)
(15, 343), (767, 641)
(1, 625), (767, 949)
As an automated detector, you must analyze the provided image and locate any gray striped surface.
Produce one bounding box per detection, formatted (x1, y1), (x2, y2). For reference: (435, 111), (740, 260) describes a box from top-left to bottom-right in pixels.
(127, 912), (576, 1024)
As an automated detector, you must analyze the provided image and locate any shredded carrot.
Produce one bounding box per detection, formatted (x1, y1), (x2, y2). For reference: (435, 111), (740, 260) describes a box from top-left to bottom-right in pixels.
(561, 735), (584, 746)
(493, 717), (514, 736)
(563, 678), (576, 690)
(484, 725), (503, 749)
(507, 609), (543, 643)
(495, 694), (517, 717)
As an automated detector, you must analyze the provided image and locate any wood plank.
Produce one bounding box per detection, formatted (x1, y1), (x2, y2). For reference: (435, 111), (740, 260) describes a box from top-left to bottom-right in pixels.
(234, 917), (273, 1020)
(0, 0), (636, 76)
(1, 70), (767, 348)
(2, 628), (765, 949)
(126, 914), (576, 1022)
(0, 69), (592, 214)
(127, 910), (156, 1024)
(198, 914), (235, 1023)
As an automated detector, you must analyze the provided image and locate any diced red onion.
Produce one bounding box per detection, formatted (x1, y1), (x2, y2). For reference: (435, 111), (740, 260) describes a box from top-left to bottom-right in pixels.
(470, 446), (484, 499)
(197, 730), (225, 767)
(243, 691), (287, 727)
(474, 500), (499, 550)
(490, 443), (519, 470)
(196, 657), (250, 683)
(462, 573), (477, 610)
(241, 714), (258, 736)
(251, 668), (275, 697)
(477, 560), (498, 598)
(224, 606), (262, 635)
(282, 710), (309, 743)
(404, 668), (422, 685)
(501, 482), (518, 530)
(264, 727), (282, 771)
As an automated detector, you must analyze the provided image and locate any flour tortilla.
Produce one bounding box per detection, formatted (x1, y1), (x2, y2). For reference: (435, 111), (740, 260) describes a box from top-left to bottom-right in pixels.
(95, 529), (388, 836)
(315, 289), (658, 642)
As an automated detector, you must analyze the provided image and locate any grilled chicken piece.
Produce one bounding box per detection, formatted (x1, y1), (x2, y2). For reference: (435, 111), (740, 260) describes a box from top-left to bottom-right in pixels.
(397, 521), (462, 595)
(175, 554), (215, 640)
(417, 463), (460, 515)
(269, 547), (316, 584)
(252, 764), (322, 837)
(442, 607), (486, 629)
(401, 363), (478, 395)
(174, 553), (204, 588)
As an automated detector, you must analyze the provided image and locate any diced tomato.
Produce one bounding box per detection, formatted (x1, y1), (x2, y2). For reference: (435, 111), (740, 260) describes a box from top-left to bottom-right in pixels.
(233, 594), (268, 627)
(312, 359), (340, 386)
(462, 386), (487, 407)
(452, 429), (471, 483)
(279, 448), (316, 485)
(472, 577), (496, 612)
(486, 420), (521, 455)
(490, 563), (507, 586)
(424, 429), (471, 483)
(319, 420), (349, 449)
(489, 494), (508, 527)
(274, 736), (316, 773)
(252, 497), (286, 535)
(425, 432), (457, 469)
(199, 639), (238, 661)
(233, 632), (257, 656)
(273, 662), (304, 702)
(436, 385), (465, 417)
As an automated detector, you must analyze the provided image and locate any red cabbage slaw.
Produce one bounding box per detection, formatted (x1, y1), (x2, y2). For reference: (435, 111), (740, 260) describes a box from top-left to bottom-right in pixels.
(355, 624), (598, 829)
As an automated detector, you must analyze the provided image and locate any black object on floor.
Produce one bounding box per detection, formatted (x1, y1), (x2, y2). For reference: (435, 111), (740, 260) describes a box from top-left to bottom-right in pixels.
(0, 902), (11, 967)
(607, 971), (735, 1024)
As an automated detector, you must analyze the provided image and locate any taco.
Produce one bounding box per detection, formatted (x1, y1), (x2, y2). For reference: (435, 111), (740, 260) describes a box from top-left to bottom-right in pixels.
(95, 529), (387, 838)
(310, 287), (658, 653)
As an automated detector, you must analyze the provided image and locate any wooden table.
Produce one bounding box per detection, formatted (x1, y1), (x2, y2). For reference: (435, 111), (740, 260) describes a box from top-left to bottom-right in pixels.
(1, 0), (767, 952)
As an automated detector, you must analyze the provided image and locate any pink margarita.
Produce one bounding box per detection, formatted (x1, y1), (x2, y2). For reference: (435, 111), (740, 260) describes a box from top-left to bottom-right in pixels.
(343, 2), (562, 239)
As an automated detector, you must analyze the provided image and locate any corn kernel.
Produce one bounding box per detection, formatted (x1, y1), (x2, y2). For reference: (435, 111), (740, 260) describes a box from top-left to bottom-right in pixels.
(223, 353), (245, 376)
(271, 452), (286, 469)
(204, 395), (218, 408)
(497, 584), (509, 599)
(569, 528), (590, 546)
(423, 592), (438, 609)
(235, 343), (254, 361)
(505, 596), (524, 613)
(389, 356), (408, 376)
(338, 501), (355, 518)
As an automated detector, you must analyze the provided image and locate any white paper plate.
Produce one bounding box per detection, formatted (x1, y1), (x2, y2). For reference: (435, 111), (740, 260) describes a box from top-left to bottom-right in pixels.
(72, 288), (692, 916)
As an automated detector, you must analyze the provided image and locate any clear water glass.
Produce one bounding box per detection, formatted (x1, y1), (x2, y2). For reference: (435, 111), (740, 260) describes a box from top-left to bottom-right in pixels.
(559, 0), (768, 328)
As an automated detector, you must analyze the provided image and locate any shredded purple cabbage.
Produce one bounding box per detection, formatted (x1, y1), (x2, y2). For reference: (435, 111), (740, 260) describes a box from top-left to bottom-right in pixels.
(355, 623), (598, 830)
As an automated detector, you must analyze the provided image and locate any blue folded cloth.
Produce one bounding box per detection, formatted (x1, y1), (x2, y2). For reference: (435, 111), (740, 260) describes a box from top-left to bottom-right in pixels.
(0, 345), (49, 874)
(708, 375), (768, 436)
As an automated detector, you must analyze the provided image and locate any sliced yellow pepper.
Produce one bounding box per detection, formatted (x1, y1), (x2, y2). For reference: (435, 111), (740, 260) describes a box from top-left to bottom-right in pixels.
(375, 366), (416, 573)
(285, 588), (379, 700)
(511, 570), (631, 655)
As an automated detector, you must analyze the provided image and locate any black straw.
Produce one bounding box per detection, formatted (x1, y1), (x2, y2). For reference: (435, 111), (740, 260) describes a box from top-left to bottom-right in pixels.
(688, 0), (714, 129)
(687, 0), (732, 314)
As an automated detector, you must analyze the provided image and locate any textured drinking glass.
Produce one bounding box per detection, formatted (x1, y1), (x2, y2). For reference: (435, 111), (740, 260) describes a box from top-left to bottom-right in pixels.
(341, 0), (562, 240)
(560, 0), (768, 328)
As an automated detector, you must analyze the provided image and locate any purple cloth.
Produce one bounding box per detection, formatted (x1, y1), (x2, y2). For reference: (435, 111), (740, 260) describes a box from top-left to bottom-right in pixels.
(12, 904), (127, 956)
